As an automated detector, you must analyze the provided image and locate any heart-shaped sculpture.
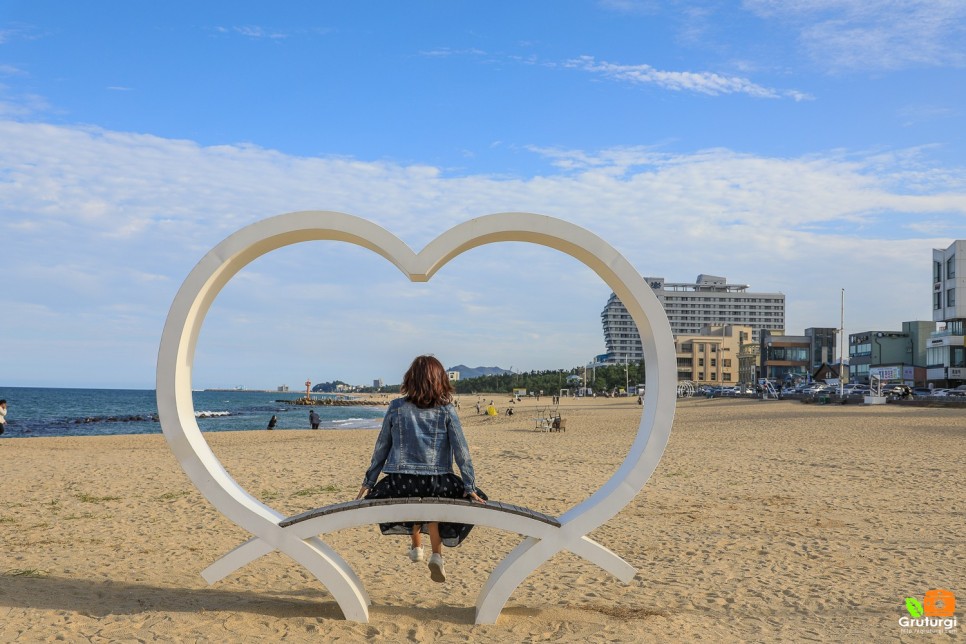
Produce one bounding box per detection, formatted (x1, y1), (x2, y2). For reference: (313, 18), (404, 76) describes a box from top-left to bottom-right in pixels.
(156, 211), (676, 623)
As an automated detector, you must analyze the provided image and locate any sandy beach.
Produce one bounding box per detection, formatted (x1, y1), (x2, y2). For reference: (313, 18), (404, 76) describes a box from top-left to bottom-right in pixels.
(1, 395), (962, 642)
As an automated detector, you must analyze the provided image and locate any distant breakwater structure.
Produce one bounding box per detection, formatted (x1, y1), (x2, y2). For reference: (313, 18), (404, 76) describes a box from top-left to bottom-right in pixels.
(70, 410), (234, 425)
(279, 397), (389, 407)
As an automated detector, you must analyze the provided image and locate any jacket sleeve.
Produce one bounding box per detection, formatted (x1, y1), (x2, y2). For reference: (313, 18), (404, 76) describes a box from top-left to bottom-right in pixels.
(447, 405), (476, 494)
(362, 406), (393, 489)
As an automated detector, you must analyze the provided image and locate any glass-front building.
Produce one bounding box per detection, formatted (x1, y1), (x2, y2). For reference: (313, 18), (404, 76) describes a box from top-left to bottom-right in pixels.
(759, 330), (811, 384)
(929, 241), (966, 387)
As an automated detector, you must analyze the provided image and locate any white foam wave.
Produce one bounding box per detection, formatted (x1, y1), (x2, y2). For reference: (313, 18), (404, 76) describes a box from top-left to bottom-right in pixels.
(195, 410), (231, 418)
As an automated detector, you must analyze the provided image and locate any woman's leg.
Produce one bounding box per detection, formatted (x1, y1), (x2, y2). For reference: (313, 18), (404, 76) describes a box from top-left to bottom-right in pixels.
(411, 524), (422, 548)
(428, 522), (442, 554)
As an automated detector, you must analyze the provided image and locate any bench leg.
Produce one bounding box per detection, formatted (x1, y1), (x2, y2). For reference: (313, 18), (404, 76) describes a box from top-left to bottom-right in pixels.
(280, 534), (371, 622)
(475, 533), (636, 624)
(569, 535), (636, 582)
(204, 533), (372, 620)
(476, 536), (556, 624)
(202, 537), (274, 584)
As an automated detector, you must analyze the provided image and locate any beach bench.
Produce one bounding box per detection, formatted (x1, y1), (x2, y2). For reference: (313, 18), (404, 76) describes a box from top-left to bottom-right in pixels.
(201, 495), (634, 625)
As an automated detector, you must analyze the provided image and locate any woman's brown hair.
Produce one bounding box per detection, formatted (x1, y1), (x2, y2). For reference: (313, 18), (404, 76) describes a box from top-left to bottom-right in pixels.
(401, 355), (454, 408)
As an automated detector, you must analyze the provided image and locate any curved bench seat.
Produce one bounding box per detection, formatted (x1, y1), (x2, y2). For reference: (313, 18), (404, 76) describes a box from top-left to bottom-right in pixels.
(280, 497), (561, 529)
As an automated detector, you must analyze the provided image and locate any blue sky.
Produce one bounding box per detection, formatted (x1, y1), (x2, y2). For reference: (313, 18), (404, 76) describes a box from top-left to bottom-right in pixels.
(2, 1), (965, 389)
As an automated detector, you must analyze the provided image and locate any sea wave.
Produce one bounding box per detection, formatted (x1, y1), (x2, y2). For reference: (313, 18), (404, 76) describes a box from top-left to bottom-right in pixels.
(195, 410), (231, 418)
(329, 417), (380, 429)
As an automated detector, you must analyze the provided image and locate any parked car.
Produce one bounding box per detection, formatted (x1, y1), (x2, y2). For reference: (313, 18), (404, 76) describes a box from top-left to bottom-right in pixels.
(879, 383), (912, 397)
(802, 383), (831, 395)
(911, 387), (932, 397)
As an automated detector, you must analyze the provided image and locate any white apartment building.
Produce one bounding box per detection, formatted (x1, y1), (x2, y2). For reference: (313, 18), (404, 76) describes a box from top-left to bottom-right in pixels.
(928, 240), (966, 386)
(600, 274), (785, 364)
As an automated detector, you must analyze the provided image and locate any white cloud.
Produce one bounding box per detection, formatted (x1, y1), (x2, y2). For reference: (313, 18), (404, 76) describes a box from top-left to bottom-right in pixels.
(743, 0), (966, 71)
(564, 55), (811, 100)
(418, 47), (487, 58)
(0, 64), (26, 76)
(215, 25), (289, 40)
(1, 120), (964, 387)
(597, 0), (661, 15)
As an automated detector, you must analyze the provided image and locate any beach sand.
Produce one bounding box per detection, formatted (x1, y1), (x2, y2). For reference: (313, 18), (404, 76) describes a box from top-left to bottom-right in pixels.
(1, 396), (962, 642)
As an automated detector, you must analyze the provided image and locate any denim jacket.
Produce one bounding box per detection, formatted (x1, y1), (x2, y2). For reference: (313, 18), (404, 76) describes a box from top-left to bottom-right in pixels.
(362, 398), (477, 494)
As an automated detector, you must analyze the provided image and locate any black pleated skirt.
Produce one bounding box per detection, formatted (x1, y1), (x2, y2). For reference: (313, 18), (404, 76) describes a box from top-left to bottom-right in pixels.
(364, 473), (488, 547)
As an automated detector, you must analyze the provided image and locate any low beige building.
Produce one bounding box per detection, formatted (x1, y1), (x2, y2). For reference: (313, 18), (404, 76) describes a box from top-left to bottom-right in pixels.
(675, 324), (754, 386)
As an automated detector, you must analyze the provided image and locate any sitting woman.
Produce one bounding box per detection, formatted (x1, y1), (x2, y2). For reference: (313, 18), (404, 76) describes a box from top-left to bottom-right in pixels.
(357, 355), (486, 583)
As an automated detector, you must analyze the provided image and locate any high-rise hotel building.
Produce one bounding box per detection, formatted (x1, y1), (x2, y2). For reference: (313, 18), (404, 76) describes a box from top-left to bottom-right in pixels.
(600, 274), (785, 364)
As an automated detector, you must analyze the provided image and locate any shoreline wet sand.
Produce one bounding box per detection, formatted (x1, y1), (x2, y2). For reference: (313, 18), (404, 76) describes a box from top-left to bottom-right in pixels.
(1, 396), (962, 641)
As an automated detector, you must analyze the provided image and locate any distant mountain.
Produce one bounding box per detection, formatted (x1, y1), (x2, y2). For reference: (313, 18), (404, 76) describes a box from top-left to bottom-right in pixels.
(447, 365), (510, 380)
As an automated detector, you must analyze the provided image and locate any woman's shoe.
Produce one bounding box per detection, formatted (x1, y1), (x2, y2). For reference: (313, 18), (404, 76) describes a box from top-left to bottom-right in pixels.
(408, 546), (424, 563)
(428, 553), (446, 582)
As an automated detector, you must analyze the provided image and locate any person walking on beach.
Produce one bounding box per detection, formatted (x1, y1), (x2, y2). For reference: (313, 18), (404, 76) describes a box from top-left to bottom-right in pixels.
(0, 399), (6, 435)
(267, 414), (277, 430)
(309, 409), (320, 429)
(356, 355), (486, 583)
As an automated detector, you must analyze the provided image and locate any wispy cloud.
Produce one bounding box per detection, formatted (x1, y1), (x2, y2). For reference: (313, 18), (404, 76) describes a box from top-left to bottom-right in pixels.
(564, 55), (811, 100)
(419, 47), (487, 58)
(597, 0), (661, 15)
(743, 0), (966, 71)
(0, 84), (49, 117)
(215, 25), (289, 40)
(0, 63), (26, 76)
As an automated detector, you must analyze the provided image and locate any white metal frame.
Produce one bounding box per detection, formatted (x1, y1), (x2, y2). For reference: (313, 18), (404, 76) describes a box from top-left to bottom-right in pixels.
(156, 211), (677, 624)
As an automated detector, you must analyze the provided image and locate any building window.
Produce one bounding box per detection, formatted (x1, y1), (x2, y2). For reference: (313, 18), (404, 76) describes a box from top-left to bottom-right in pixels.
(723, 373), (732, 382)
(949, 289), (956, 306)
(935, 291), (943, 310)
(723, 359), (732, 367)
(935, 261), (943, 282)
(698, 358), (705, 367)
(710, 359), (717, 367)
(948, 255), (956, 278)
(849, 343), (871, 357)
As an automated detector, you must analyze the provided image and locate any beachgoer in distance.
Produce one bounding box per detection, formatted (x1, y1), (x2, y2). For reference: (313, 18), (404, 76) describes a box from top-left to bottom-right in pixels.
(356, 355), (486, 583)
(267, 414), (278, 430)
(0, 399), (6, 435)
(309, 409), (320, 429)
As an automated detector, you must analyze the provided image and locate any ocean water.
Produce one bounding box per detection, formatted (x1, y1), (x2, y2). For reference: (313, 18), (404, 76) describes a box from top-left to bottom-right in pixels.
(0, 387), (386, 439)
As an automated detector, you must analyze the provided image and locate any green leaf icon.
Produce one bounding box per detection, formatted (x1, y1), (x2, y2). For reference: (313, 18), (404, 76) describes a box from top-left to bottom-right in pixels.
(905, 597), (924, 618)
